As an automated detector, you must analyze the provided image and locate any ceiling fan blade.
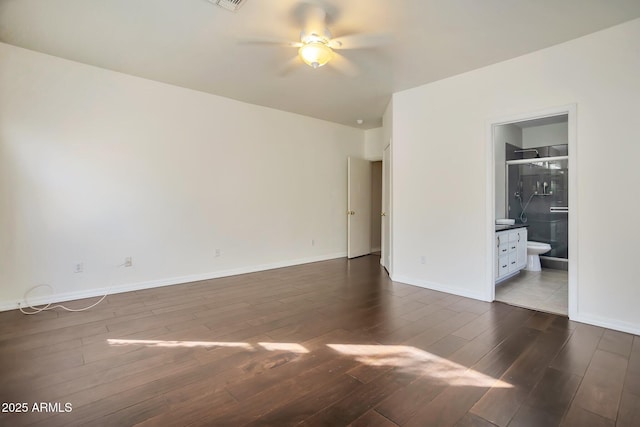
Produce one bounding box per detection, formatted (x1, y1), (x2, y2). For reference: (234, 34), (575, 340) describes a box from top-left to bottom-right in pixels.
(329, 33), (392, 50)
(329, 52), (358, 77)
(239, 37), (302, 48)
(279, 55), (302, 77)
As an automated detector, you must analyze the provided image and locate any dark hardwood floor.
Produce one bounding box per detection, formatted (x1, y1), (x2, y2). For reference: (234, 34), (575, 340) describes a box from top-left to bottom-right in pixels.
(0, 255), (638, 426)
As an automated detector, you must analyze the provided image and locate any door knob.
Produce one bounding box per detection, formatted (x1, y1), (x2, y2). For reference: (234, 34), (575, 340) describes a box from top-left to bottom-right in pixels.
(381, 212), (386, 217)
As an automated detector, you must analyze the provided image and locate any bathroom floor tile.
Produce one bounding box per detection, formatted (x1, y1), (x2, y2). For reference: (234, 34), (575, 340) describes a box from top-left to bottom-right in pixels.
(495, 268), (568, 316)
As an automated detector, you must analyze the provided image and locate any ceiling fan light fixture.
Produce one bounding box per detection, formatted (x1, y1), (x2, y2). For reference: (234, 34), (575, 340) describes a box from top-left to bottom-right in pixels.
(299, 41), (333, 69)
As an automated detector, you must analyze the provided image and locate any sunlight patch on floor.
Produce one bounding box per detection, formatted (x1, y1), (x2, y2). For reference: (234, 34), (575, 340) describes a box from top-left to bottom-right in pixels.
(107, 339), (310, 353)
(107, 339), (255, 350)
(106, 339), (511, 388)
(258, 342), (309, 353)
(327, 344), (512, 388)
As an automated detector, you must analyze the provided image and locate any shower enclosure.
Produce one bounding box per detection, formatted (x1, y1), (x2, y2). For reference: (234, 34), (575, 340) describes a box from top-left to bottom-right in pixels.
(506, 144), (569, 261)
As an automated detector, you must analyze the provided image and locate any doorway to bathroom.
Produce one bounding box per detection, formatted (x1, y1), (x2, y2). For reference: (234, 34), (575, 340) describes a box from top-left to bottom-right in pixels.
(489, 106), (576, 317)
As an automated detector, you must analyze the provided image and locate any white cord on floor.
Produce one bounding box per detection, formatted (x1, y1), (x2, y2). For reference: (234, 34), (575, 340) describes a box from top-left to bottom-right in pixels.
(18, 284), (109, 315)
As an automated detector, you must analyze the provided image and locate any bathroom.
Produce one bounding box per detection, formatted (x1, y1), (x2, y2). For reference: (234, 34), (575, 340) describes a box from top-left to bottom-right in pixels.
(494, 114), (569, 315)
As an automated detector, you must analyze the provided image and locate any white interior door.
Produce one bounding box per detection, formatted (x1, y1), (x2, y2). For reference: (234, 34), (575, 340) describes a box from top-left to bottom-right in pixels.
(381, 145), (391, 269)
(347, 157), (371, 258)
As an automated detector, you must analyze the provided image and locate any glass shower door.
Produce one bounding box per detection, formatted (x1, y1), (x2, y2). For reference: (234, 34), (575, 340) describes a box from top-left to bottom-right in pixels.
(507, 157), (568, 259)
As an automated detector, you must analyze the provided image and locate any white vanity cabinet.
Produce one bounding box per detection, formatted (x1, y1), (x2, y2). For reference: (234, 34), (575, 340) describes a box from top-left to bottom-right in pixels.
(495, 227), (527, 282)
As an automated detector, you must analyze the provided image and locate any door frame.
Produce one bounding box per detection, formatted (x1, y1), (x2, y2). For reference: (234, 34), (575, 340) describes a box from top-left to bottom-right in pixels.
(485, 104), (577, 319)
(381, 143), (392, 273)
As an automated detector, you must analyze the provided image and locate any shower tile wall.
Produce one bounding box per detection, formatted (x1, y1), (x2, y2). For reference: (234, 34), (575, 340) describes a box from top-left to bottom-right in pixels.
(506, 143), (569, 259)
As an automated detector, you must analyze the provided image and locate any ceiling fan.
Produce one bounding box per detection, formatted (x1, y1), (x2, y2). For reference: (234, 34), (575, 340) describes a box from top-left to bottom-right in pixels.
(244, 2), (390, 76)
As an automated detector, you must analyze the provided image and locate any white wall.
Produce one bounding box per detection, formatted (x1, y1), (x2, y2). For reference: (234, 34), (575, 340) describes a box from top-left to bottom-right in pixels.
(494, 124), (522, 218)
(392, 18), (640, 333)
(0, 43), (364, 309)
(523, 122), (568, 148)
(364, 127), (385, 160)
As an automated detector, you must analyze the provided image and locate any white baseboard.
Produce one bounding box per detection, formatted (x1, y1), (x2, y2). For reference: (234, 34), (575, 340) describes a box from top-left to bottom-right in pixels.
(0, 252), (347, 312)
(572, 312), (640, 336)
(391, 274), (489, 302)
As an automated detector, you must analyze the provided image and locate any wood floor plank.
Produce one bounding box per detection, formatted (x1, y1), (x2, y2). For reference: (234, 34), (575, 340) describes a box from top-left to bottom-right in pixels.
(452, 305), (514, 341)
(405, 311), (478, 349)
(560, 405), (615, 427)
(397, 327), (540, 427)
(524, 311), (556, 331)
(403, 385), (488, 427)
(548, 322), (604, 377)
(350, 410), (399, 427)
(347, 362), (394, 384)
(49, 338), (270, 425)
(424, 334), (469, 358)
(469, 326), (570, 426)
(447, 299), (493, 315)
(226, 347), (339, 402)
(375, 374), (449, 425)
(376, 308), (458, 344)
(302, 369), (415, 426)
(616, 391), (640, 427)
(623, 336), (640, 396)
(508, 367), (581, 427)
(448, 308), (534, 369)
(505, 405), (562, 427)
(455, 413), (499, 427)
(245, 374), (363, 426)
(570, 348), (628, 420)
(597, 329), (633, 358)
(194, 357), (362, 425)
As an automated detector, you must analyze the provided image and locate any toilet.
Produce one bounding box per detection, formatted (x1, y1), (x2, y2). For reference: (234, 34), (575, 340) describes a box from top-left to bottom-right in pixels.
(526, 241), (552, 271)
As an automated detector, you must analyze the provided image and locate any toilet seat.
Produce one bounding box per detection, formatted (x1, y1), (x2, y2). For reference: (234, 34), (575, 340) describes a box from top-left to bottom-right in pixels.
(527, 241), (551, 252)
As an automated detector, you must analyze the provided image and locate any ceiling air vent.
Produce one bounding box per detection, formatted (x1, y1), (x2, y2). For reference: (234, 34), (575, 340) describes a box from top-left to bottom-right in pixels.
(208, 0), (247, 12)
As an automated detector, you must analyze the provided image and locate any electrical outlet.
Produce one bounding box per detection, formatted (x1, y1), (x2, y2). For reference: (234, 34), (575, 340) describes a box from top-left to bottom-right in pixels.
(420, 256), (426, 265)
(74, 262), (84, 273)
(311, 239), (315, 246)
(124, 257), (133, 267)
(215, 249), (221, 257)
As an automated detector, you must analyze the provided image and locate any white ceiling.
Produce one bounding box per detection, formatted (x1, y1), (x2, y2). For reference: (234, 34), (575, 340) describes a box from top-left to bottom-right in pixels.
(1, 0), (639, 129)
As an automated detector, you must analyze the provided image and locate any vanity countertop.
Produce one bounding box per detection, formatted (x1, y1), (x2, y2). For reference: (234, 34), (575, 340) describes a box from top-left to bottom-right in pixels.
(495, 223), (529, 232)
